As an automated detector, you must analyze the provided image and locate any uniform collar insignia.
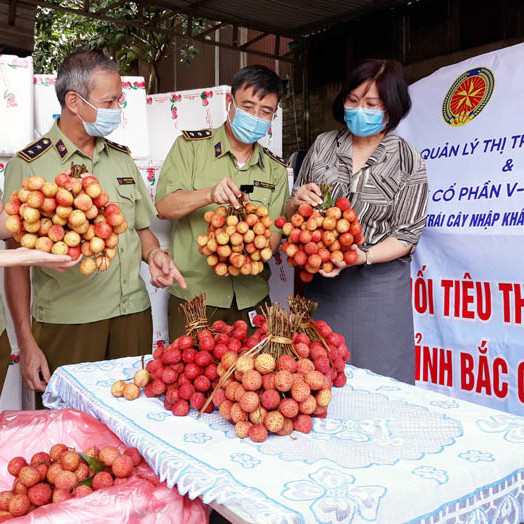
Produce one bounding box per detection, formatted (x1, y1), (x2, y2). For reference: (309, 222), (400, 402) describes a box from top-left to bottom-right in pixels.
(55, 139), (69, 160)
(214, 142), (222, 158)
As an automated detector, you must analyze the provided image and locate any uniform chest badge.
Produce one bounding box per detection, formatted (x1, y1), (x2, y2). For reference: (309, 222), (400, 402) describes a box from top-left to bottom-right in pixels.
(117, 177), (135, 185)
(254, 180), (275, 191)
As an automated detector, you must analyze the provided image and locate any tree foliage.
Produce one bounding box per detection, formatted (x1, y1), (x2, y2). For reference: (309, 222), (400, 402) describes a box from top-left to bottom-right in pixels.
(34, 1), (211, 93)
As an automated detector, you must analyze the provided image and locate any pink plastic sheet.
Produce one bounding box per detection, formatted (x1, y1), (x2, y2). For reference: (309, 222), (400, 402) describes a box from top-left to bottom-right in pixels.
(0, 409), (209, 523)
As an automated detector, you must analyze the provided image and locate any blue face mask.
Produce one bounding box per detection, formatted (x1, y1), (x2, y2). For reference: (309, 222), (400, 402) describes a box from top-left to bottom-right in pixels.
(228, 100), (271, 144)
(77, 93), (122, 137)
(344, 106), (385, 137)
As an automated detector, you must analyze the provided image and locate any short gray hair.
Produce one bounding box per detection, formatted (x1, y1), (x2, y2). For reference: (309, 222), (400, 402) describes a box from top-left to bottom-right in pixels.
(55, 50), (119, 107)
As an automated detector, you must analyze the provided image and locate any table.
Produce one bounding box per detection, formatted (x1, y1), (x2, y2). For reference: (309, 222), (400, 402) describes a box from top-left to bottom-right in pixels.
(43, 356), (524, 524)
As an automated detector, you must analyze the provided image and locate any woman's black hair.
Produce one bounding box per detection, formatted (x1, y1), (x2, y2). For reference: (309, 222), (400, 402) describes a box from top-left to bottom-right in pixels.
(332, 59), (411, 133)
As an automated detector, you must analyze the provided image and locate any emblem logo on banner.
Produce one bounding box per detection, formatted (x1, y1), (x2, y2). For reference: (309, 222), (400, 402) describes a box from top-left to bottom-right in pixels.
(442, 67), (495, 127)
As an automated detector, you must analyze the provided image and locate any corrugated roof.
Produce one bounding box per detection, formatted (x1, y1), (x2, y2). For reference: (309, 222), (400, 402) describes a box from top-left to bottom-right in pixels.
(138, 0), (412, 37)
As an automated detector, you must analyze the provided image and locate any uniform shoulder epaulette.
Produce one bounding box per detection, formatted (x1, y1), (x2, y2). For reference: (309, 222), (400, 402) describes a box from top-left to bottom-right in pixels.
(104, 139), (131, 155)
(16, 137), (53, 162)
(262, 147), (290, 167)
(181, 129), (212, 140)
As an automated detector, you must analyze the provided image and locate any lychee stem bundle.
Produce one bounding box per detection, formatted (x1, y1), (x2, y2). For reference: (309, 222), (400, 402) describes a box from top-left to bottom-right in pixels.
(180, 293), (210, 339)
(198, 305), (304, 417)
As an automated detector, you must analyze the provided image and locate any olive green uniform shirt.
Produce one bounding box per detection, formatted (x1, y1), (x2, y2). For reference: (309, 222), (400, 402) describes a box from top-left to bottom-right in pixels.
(0, 188), (7, 336)
(3, 120), (157, 324)
(156, 124), (289, 310)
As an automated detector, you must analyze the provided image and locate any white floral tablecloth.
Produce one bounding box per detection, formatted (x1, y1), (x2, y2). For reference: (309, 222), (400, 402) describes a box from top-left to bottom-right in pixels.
(43, 357), (524, 524)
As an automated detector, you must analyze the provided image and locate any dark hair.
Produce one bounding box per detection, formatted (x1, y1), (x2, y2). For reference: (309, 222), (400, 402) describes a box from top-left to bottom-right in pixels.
(55, 50), (119, 107)
(231, 65), (282, 100)
(332, 59), (411, 133)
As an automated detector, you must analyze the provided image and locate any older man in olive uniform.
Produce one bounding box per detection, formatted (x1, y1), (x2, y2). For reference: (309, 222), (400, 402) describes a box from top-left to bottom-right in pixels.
(4, 50), (185, 396)
(156, 65), (289, 341)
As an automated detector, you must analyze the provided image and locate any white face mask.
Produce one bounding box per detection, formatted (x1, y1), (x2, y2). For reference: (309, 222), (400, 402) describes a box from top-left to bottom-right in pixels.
(76, 93), (122, 137)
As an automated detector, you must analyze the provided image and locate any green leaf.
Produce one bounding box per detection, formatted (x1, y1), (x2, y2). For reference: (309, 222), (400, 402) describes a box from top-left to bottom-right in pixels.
(78, 453), (106, 474)
(78, 477), (93, 488)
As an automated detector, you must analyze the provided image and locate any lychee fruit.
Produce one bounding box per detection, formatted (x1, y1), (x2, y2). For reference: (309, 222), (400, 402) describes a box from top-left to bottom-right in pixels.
(314, 356), (331, 375)
(297, 359), (315, 375)
(50, 443), (68, 462)
(294, 343), (310, 358)
(172, 399), (190, 416)
(279, 398), (299, 418)
(0, 492), (13, 511)
(46, 462), (63, 485)
(230, 403), (248, 423)
(291, 382), (311, 403)
(310, 342), (328, 360)
(233, 383), (247, 402)
(275, 370), (293, 392)
(60, 450), (81, 471)
(314, 405), (328, 417)
(124, 447), (142, 467)
(262, 374), (275, 391)
(18, 465), (40, 487)
(316, 389), (332, 407)
(30, 452), (51, 465)
(254, 353), (276, 374)
(179, 383), (195, 400)
(7, 457), (27, 477)
(333, 372), (347, 387)
(12, 479), (27, 495)
(74, 462), (91, 482)
(218, 399), (233, 420)
(248, 424), (268, 442)
(194, 375), (211, 392)
(236, 355), (255, 373)
(249, 407), (267, 425)
(277, 355), (298, 373)
(112, 454), (134, 478)
(292, 373), (305, 386)
(35, 462), (48, 481)
(276, 418), (294, 436)
(92, 471), (114, 490)
(74, 485), (93, 498)
(221, 350), (238, 370)
(264, 411), (284, 433)
(151, 380), (167, 396)
(54, 470), (77, 491)
(225, 381), (241, 401)
(28, 483), (52, 506)
(53, 488), (74, 503)
(84, 446), (99, 458)
(213, 388), (227, 407)
(235, 421), (253, 439)
(299, 395), (317, 415)
(8, 494), (30, 517)
(261, 389), (280, 410)
(239, 391), (260, 413)
(294, 414), (313, 434)
(304, 370), (326, 390)
(124, 382), (141, 400)
(242, 369), (262, 391)
(99, 446), (120, 466)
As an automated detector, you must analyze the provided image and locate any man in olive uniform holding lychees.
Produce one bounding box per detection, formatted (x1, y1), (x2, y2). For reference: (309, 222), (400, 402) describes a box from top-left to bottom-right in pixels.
(3, 50), (186, 398)
(156, 65), (289, 340)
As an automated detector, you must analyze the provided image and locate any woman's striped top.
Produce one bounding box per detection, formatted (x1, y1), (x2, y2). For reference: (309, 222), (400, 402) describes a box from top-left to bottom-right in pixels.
(293, 128), (429, 259)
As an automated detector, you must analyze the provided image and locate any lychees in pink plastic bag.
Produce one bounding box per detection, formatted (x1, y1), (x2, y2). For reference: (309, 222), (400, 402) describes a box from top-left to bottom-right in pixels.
(0, 409), (208, 523)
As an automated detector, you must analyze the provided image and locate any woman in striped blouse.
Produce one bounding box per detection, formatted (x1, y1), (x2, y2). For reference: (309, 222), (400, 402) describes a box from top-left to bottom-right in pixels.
(287, 59), (428, 384)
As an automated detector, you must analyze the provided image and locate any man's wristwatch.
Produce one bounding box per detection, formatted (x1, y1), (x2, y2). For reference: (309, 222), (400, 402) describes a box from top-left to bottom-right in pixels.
(363, 249), (373, 266)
